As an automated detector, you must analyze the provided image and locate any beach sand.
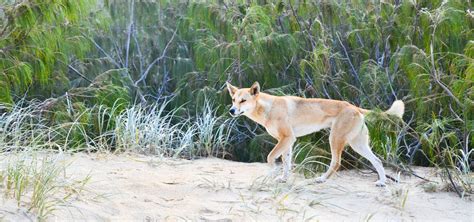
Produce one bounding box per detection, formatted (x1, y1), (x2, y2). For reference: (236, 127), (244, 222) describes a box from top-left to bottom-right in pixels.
(1, 152), (472, 221)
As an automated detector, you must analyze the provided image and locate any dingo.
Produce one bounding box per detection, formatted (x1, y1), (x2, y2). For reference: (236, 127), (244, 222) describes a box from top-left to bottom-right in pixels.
(226, 82), (404, 186)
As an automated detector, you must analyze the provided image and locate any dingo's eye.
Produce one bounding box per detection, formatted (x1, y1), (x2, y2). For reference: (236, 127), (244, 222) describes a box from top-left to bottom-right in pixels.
(232, 98), (235, 102)
(240, 99), (246, 103)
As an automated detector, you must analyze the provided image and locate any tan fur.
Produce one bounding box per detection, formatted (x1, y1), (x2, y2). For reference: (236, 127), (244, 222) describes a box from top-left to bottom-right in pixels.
(226, 82), (405, 186)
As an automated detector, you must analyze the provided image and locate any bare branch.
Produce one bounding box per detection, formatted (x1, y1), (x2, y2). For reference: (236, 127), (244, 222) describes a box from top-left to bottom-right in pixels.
(336, 32), (373, 106)
(428, 24), (463, 108)
(336, 32), (360, 84)
(125, 0), (135, 68)
(444, 166), (463, 198)
(68, 64), (93, 83)
(85, 34), (121, 68)
(133, 26), (144, 74)
(134, 27), (178, 86)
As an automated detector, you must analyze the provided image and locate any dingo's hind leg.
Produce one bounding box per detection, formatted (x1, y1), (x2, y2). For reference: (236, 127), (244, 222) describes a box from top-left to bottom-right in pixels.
(316, 108), (364, 184)
(349, 124), (386, 187)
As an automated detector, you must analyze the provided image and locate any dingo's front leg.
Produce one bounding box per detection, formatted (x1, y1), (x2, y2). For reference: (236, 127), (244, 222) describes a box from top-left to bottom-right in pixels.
(267, 136), (295, 165)
(277, 148), (293, 182)
(266, 134), (295, 182)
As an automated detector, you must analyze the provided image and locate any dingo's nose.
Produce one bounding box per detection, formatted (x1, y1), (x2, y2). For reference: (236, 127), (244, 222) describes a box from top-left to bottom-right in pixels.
(229, 108), (236, 115)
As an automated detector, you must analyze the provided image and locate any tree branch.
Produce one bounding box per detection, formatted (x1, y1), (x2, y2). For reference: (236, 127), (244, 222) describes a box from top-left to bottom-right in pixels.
(68, 64), (93, 83)
(134, 27), (178, 86)
(336, 32), (374, 106)
(429, 25), (463, 108)
(85, 34), (121, 68)
(125, 0), (135, 69)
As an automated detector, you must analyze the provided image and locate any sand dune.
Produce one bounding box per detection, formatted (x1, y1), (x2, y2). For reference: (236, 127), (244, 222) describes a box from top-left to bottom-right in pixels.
(1, 153), (472, 221)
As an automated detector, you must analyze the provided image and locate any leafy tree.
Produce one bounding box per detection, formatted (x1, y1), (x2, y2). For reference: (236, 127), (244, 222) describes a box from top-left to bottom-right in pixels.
(0, 0), (100, 104)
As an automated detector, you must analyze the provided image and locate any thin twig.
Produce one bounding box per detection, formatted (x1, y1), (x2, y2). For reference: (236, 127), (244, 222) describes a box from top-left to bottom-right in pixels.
(85, 34), (121, 68)
(335, 32), (374, 106)
(134, 27), (178, 86)
(384, 160), (433, 182)
(125, 0), (135, 68)
(67, 64), (93, 83)
(344, 149), (437, 183)
(445, 166), (462, 198)
(429, 27), (463, 108)
(133, 27), (144, 74)
(336, 32), (360, 84)
(288, 1), (316, 51)
(112, 39), (125, 67)
(343, 151), (398, 182)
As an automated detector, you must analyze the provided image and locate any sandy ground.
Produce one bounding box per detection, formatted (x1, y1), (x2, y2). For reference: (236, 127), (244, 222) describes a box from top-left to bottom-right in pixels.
(0, 153), (472, 221)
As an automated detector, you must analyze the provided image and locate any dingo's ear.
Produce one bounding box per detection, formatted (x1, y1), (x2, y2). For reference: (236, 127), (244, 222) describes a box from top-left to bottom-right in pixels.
(250, 81), (260, 96)
(226, 82), (238, 96)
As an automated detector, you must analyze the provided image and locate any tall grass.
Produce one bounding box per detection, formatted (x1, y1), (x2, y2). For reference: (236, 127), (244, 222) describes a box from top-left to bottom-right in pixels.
(115, 99), (237, 159)
(0, 101), (49, 152)
(0, 98), (236, 158)
(115, 101), (189, 155)
(193, 101), (236, 158)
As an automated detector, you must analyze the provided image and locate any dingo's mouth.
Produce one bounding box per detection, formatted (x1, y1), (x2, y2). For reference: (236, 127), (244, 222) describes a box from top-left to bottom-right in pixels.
(229, 112), (243, 117)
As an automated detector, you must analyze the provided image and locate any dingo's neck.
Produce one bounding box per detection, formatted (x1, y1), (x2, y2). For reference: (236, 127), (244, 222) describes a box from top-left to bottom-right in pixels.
(245, 93), (274, 127)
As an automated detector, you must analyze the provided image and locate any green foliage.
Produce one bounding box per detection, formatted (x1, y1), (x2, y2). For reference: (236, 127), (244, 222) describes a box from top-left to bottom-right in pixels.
(365, 111), (404, 162)
(0, 0), (99, 104)
(161, 0), (471, 169)
(0, 0), (472, 173)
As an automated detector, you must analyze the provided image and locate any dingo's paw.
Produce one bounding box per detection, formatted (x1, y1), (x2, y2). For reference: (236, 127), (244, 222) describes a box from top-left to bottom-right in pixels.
(266, 168), (280, 178)
(274, 175), (288, 183)
(375, 180), (386, 187)
(266, 156), (276, 166)
(314, 176), (326, 183)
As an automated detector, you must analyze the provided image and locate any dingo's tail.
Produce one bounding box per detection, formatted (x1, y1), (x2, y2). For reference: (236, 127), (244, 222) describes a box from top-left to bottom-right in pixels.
(385, 100), (404, 118)
(358, 100), (404, 119)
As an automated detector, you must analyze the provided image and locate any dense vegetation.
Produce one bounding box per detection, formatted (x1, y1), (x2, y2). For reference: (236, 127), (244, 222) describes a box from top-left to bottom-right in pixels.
(0, 0), (472, 182)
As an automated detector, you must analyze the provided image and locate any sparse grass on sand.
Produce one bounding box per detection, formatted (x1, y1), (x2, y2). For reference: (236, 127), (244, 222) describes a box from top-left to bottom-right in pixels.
(1, 152), (472, 221)
(0, 151), (91, 220)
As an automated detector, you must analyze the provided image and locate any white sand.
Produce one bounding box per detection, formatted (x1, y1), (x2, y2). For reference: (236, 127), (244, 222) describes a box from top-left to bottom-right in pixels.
(1, 152), (472, 221)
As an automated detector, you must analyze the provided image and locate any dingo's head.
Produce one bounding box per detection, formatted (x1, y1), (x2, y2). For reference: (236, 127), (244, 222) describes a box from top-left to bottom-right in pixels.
(226, 82), (260, 117)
